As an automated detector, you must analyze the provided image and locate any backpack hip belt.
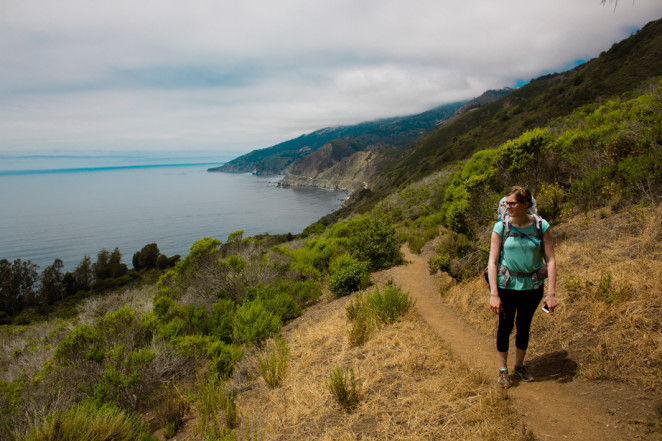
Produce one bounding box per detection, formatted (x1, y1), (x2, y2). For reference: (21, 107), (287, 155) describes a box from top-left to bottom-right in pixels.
(497, 263), (548, 290)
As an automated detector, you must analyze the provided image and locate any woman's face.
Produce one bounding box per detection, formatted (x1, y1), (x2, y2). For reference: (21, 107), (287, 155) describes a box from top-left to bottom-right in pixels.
(505, 195), (526, 217)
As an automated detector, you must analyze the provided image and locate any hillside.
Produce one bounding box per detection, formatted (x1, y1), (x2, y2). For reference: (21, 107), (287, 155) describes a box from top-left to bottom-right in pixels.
(361, 18), (662, 199)
(208, 99), (471, 175)
(159, 206), (661, 441)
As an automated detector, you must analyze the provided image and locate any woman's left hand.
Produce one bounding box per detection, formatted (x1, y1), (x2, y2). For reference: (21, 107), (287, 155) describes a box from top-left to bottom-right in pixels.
(544, 294), (558, 312)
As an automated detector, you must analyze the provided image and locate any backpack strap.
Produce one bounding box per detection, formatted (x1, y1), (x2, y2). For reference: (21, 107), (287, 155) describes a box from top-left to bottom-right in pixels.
(495, 214), (548, 289)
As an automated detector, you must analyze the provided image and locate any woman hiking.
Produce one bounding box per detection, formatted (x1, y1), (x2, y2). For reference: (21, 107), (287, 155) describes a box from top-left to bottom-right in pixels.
(487, 186), (557, 388)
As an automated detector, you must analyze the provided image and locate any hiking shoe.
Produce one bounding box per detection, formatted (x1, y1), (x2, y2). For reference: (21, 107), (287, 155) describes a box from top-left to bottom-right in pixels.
(497, 368), (511, 388)
(514, 364), (534, 382)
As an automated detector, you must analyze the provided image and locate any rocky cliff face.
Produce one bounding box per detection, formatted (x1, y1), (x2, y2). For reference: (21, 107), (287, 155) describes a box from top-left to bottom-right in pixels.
(279, 148), (383, 192)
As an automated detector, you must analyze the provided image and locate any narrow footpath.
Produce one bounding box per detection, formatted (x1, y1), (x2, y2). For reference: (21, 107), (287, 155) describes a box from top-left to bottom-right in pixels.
(372, 247), (661, 441)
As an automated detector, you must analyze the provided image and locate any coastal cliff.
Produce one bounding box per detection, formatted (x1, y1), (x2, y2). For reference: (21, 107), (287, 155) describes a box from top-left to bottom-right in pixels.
(279, 146), (383, 193)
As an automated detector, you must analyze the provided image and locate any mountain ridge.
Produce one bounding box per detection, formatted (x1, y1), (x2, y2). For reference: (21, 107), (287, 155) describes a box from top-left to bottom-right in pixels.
(207, 98), (499, 175)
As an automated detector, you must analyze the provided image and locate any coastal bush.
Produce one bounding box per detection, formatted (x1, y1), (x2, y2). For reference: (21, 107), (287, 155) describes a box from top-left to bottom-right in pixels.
(346, 215), (404, 271)
(439, 150), (499, 236)
(206, 340), (244, 380)
(257, 337), (289, 388)
(154, 385), (189, 439)
(366, 283), (414, 324)
(328, 253), (370, 297)
(496, 128), (553, 188)
(345, 284), (413, 345)
(232, 299), (281, 346)
(93, 345), (156, 409)
(326, 366), (363, 411)
(287, 236), (340, 277)
(196, 378), (236, 439)
(52, 307), (158, 409)
(536, 182), (565, 222)
(169, 334), (242, 380)
(432, 229), (473, 279)
(345, 293), (372, 346)
(14, 402), (154, 441)
(210, 299), (236, 343)
(250, 282), (301, 322)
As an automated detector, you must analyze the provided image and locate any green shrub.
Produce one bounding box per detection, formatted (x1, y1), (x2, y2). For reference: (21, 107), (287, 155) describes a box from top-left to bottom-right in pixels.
(206, 341), (243, 380)
(432, 253), (451, 273)
(211, 299), (236, 343)
(344, 285), (412, 345)
(497, 127), (554, 181)
(258, 337), (289, 388)
(597, 271), (630, 303)
(536, 182), (565, 222)
(366, 283), (414, 324)
(93, 346), (156, 408)
(301, 222), (327, 237)
(326, 366), (363, 411)
(232, 299), (281, 346)
(14, 402), (154, 441)
(196, 378), (235, 440)
(291, 280), (322, 305)
(252, 282), (301, 322)
(346, 215), (404, 271)
(328, 253), (370, 297)
(345, 294), (373, 346)
(404, 223), (441, 255)
(154, 385), (189, 439)
(52, 307), (158, 409)
(53, 323), (102, 365)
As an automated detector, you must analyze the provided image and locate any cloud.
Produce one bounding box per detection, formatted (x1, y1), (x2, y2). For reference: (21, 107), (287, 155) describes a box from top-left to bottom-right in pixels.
(1, 0), (661, 156)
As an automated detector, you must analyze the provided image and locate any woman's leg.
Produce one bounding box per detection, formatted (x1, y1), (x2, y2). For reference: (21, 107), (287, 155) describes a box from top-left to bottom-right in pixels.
(496, 288), (517, 368)
(513, 287), (545, 360)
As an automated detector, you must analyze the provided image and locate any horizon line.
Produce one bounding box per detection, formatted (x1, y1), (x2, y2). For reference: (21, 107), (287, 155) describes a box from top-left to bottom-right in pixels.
(0, 162), (226, 176)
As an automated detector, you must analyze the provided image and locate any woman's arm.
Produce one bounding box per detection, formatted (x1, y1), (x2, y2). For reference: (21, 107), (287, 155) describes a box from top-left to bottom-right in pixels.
(543, 227), (558, 311)
(488, 231), (502, 314)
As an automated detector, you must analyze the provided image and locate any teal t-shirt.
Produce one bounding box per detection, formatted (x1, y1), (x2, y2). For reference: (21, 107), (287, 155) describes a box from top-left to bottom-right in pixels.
(493, 218), (549, 290)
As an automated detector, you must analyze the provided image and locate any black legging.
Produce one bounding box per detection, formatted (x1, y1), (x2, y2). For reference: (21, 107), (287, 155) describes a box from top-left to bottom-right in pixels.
(496, 286), (544, 353)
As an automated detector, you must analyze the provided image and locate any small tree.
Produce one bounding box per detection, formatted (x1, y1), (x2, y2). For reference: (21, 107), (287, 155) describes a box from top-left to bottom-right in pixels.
(108, 248), (127, 278)
(136, 243), (160, 270)
(0, 258), (39, 316)
(72, 256), (94, 293)
(40, 259), (65, 306)
(93, 249), (112, 280)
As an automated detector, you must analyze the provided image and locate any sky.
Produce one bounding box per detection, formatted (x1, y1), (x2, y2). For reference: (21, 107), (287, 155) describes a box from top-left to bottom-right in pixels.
(1, 0), (662, 163)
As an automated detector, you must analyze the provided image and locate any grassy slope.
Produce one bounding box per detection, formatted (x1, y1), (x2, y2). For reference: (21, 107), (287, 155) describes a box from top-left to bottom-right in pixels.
(223, 204), (661, 441)
(232, 297), (527, 441)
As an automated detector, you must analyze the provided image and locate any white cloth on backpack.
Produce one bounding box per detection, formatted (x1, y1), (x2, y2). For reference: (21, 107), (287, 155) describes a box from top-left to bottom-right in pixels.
(497, 196), (537, 220)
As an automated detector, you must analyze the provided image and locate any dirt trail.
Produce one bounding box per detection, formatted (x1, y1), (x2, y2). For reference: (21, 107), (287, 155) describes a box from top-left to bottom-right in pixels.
(373, 247), (660, 441)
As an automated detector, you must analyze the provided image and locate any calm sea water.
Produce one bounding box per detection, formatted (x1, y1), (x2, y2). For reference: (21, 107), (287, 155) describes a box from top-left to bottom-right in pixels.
(0, 162), (347, 272)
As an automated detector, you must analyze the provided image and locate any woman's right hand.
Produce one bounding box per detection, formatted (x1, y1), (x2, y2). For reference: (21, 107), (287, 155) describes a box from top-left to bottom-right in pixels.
(490, 294), (501, 315)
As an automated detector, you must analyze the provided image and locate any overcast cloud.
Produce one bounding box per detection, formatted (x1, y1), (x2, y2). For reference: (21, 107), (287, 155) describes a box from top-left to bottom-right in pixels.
(1, 0), (661, 161)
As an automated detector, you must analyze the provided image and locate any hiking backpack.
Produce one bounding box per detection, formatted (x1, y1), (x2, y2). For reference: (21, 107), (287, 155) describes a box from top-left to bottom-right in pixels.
(485, 197), (548, 289)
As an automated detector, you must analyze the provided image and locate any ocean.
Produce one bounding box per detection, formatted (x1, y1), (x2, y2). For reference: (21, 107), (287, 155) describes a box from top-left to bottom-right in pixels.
(0, 159), (347, 272)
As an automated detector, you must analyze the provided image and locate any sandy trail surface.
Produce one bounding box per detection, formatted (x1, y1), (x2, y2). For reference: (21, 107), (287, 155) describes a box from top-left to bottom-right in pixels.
(372, 246), (661, 441)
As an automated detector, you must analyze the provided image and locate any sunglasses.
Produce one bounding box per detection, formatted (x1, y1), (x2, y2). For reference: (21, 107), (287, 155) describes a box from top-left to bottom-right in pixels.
(505, 201), (520, 207)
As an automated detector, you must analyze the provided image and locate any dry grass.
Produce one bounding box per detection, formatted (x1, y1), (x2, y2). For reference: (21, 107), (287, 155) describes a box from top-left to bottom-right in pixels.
(231, 293), (529, 441)
(0, 319), (69, 383)
(441, 203), (662, 391)
(79, 285), (155, 324)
